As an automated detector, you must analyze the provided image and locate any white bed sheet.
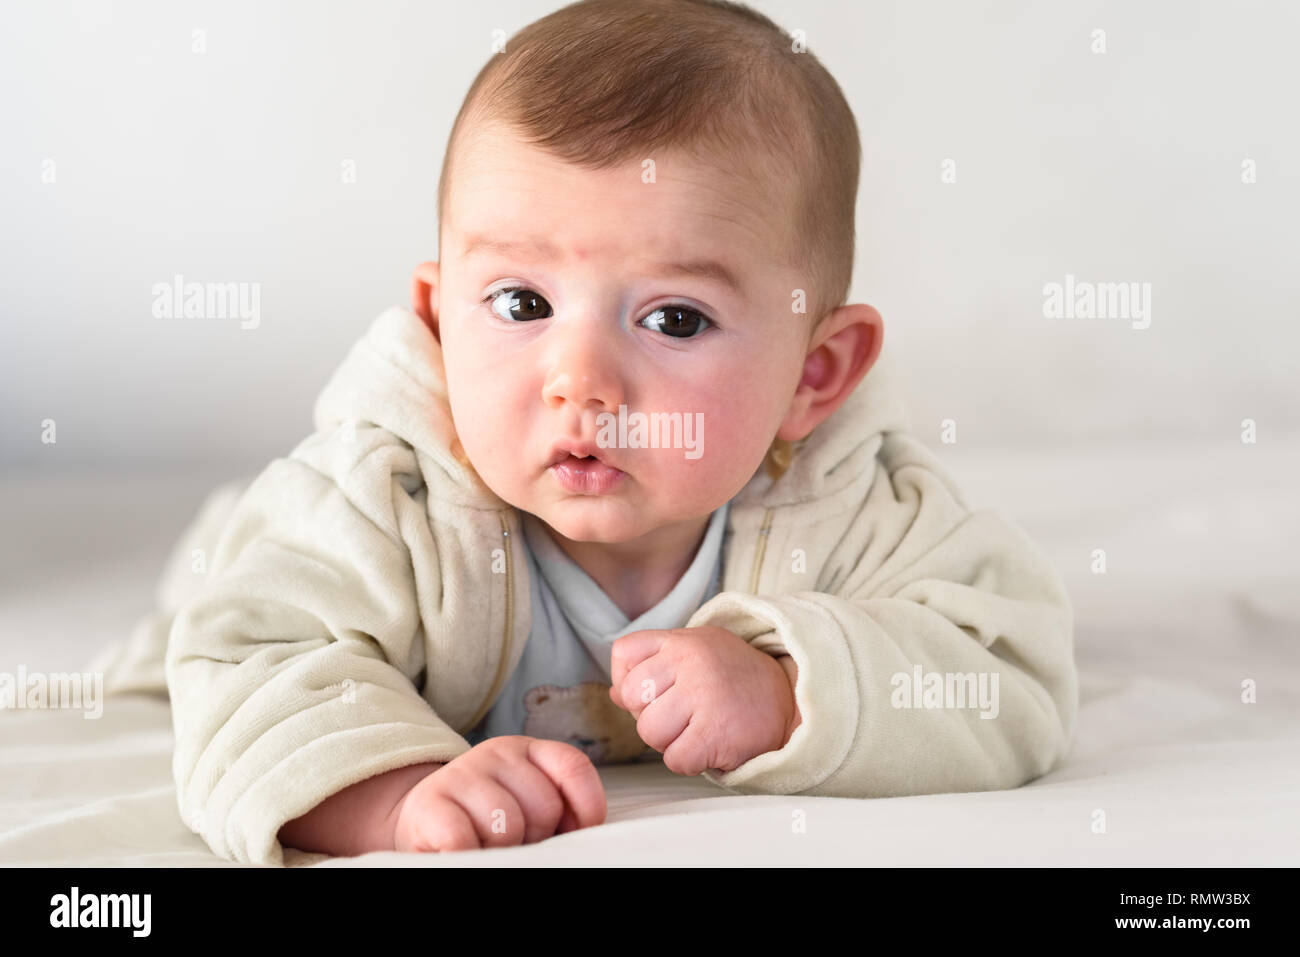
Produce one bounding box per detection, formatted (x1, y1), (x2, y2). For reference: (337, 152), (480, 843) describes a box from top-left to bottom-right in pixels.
(2, 435), (1298, 867)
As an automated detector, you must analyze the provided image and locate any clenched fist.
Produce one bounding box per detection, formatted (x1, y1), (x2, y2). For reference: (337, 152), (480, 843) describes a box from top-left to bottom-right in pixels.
(391, 736), (606, 852)
(608, 625), (800, 776)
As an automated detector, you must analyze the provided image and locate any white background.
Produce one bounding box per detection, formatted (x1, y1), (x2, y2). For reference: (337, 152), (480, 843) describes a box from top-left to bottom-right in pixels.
(2, 0), (1297, 469)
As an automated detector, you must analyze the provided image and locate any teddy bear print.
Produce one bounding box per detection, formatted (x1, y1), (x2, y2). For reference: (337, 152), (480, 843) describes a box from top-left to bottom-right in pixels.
(522, 682), (653, 765)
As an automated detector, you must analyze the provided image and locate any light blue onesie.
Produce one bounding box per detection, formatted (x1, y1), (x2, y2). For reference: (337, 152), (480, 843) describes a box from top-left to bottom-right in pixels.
(465, 501), (731, 764)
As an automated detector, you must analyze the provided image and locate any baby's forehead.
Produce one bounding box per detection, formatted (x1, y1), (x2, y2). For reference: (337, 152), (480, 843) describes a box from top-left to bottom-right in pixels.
(447, 138), (796, 271)
(455, 115), (792, 211)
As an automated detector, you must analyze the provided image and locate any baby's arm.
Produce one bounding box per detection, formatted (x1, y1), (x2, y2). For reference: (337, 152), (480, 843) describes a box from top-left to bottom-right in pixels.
(681, 438), (1076, 799)
(278, 762), (443, 856)
(166, 423), (475, 865)
(280, 736), (606, 855)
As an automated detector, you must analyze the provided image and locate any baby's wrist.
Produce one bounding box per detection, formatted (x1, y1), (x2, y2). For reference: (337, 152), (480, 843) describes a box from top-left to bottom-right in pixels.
(278, 760), (444, 857)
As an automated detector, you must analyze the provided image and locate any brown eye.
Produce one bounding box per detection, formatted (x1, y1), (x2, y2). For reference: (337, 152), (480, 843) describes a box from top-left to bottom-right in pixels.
(488, 286), (553, 322)
(641, 304), (712, 339)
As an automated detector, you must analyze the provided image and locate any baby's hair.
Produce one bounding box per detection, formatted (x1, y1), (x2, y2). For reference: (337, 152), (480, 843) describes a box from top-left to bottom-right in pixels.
(436, 0), (861, 339)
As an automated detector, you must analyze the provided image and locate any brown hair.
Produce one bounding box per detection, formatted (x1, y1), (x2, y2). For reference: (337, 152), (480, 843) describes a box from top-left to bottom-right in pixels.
(435, 0), (861, 336)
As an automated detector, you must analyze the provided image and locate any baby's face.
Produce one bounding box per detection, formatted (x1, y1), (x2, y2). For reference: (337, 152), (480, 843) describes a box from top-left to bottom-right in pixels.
(430, 119), (811, 544)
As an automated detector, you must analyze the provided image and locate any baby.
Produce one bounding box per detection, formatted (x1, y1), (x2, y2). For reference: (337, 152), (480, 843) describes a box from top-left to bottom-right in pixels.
(145, 0), (1077, 865)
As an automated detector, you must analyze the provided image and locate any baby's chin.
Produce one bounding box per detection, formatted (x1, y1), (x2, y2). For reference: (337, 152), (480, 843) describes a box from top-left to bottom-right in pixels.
(523, 498), (656, 545)
(480, 465), (727, 543)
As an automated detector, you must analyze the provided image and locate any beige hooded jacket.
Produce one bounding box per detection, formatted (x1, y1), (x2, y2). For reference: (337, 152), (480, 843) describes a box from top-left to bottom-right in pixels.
(102, 304), (1075, 865)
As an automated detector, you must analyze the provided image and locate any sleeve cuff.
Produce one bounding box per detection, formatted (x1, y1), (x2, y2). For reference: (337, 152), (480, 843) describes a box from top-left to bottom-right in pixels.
(204, 721), (470, 866)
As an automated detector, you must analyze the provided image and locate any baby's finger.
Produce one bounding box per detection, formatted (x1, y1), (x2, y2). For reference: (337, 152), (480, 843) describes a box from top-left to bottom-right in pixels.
(633, 685), (692, 753)
(555, 804), (580, 835)
(661, 717), (711, 777)
(609, 630), (668, 694)
(491, 755), (569, 844)
(448, 774), (527, 848)
(617, 657), (676, 720)
(526, 739), (607, 832)
(404, 795), (478, 853)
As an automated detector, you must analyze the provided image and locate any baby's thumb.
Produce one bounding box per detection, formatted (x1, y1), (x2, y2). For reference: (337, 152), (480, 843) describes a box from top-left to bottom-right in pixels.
(528, 740), (607, 832)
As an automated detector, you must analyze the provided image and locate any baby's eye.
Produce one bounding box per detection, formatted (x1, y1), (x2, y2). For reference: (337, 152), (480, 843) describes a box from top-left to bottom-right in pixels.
(487, 286), (553, 322)
(484, 286), (711, 339)
(640, 305), (712, 339)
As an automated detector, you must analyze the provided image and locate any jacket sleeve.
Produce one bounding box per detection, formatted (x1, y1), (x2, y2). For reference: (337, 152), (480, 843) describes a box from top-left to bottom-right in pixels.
(685, 448), (1077, 798)
(165, 423), (472, 866)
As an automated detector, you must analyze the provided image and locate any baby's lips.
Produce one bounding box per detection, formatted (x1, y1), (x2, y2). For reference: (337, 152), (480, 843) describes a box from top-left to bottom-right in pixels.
(545, 438), (620, 470)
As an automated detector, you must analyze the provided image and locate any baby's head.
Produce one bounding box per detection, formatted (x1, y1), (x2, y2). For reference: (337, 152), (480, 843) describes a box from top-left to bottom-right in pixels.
(411, 0), (882, 545)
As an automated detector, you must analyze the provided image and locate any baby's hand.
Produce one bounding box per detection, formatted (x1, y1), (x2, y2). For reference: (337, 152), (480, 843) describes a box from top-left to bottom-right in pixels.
(391, 736), (606, 852)
(608, 626), (798, 776)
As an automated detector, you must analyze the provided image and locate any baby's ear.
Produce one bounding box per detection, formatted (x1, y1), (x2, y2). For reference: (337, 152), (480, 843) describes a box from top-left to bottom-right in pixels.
(409, 260), (442, 338)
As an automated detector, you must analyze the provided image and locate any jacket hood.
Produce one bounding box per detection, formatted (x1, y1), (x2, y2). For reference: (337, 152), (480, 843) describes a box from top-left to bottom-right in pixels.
(313, 305), (913, 512)
(312, 306), (506, 509)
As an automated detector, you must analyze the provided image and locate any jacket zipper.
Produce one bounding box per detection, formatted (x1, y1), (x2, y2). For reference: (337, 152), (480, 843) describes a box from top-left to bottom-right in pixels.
(748, 507), (774, 594)
(465, 511), (515, 732)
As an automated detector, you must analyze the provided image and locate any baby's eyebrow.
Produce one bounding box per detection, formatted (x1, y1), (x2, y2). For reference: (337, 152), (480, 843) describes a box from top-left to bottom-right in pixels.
(461, 235), (562, 261)
(460, 234), (745, 297)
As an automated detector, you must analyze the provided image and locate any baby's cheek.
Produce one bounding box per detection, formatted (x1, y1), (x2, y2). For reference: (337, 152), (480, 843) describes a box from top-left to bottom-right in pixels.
(688, 424), (771, 491)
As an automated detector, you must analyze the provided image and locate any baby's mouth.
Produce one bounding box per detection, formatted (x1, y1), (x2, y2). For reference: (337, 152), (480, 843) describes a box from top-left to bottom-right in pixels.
(545, 443), (617, 470)
(547, 452), (627, 494)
